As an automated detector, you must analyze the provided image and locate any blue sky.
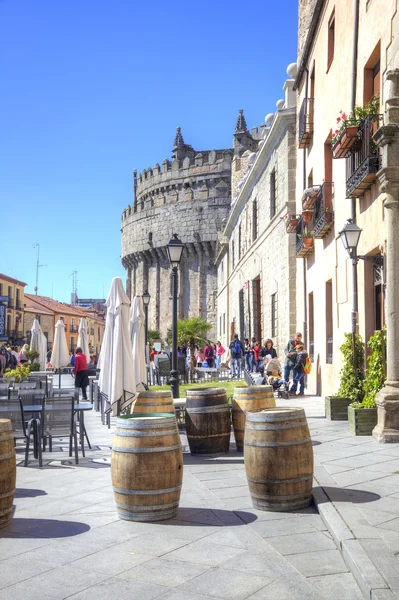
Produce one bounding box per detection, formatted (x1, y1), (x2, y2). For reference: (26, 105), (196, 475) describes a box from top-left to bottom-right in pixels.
(1, 0), (298, 302)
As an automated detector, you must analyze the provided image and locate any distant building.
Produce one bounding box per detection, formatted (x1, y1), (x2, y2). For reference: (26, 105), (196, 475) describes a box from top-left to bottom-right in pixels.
(0, 273), (27, 346)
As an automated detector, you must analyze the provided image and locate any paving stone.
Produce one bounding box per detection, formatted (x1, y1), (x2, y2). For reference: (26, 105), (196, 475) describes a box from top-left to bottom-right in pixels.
(162, 539), (246, 567)
(244, 577), (322, 600)
(156, 591), (222, 600)
(202, 477), (247, 490)
(360, 539), (399, 591)
(286, 549), (348, 577)
(305, 572), (364, 600)
(267, 530), (336, 555)
(249, 516), (317, 539)
(119, 557), (210, 587)
(342, 539), (389, 599)
(177, 566), (274, 600)
(0, 555), (54, 590)
(71, 545), (154, 575)
(67, 576), (168, 600)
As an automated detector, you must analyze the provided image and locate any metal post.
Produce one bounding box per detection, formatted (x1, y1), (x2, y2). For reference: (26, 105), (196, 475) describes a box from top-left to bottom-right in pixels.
(169, 266), (180, 399)
(144, 303), (149, 349)
(351, 254), (359, 383)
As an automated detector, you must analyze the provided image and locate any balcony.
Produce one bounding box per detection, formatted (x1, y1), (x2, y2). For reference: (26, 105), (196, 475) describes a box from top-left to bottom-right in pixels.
(7, 297), (14, 309)
(15, 299), (22, 310)
(6, 329), (23, 340)
(298, 97), (314, 149)
(70, 324), (78, 333)
(314, 182), (334, 239)
(296, 217), (314, 258)
(346, 115), (382, 198)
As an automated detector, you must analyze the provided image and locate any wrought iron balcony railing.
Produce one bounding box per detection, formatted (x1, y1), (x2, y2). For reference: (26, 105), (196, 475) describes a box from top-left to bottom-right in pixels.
(70, 324), (78, 333)
(298, 97), (314, 149)
(296, 217), (314, 258)
(7, 297), (14, 309)
(346, 114), (383, 198)
(15, 300), (22, 310)
(314, 182), (334, 239)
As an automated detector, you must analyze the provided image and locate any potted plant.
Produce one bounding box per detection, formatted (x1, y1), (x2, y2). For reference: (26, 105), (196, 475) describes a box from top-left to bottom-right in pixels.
(302, 209), (313, 223)
(301, 186), (320, 210)
(348, 328), (386, 435)
(3, 363), (31, 383)
(284, 214), (300, 233)
(325, 333), (364, 420)
(331, 96), (380, 159)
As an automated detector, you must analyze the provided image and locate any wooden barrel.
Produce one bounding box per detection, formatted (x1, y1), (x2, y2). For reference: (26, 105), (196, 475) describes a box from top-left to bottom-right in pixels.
(244, 407), (313, 511)
(185, 388), (231, 455)
(0, 419), (16, 529)
(132, 390), (174, 415)
(232, 385), (275, 452)
(111, 413), (183, 522)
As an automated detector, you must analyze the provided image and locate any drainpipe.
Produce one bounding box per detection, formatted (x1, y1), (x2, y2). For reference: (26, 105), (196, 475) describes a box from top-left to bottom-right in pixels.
(302, 68), (309, 347)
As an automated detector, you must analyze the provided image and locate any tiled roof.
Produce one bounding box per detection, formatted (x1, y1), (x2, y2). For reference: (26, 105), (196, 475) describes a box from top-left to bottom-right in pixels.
(0, 273), (28, 286)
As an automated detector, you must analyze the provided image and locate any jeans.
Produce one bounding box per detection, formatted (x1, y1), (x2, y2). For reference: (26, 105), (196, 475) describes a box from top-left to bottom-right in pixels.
(231, 357), (241, 377)
(207, 358), (214, 368)
(216, 355), (221, 369)
(290, 370), (305, 394)
(284, 363), (293, 383)
(253, 359), (260, 372)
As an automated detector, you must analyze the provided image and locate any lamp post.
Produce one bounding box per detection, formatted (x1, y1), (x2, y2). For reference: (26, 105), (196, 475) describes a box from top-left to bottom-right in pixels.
(166, 234), (184, 399)
(338, 219), (362, 384)
(142, 290), (151, 348)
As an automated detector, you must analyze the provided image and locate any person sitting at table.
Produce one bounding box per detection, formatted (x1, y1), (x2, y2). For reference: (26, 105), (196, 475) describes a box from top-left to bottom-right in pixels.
(73, 347), (89, 401)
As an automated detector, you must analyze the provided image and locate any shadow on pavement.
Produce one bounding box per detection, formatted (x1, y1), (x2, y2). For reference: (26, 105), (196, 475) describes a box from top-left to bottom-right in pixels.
(158, 507), (257, 526)
(14, 488), (47, 498)
(3, 518), (91, 539)
(317, 486), (381, 503)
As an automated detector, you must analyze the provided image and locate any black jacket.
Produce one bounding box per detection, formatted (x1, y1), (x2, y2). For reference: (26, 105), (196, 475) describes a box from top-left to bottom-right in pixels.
(260, 346), (277, 359)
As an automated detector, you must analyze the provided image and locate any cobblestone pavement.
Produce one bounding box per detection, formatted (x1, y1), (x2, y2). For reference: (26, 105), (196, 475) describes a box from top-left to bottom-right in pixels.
(0, 380), (391, 599)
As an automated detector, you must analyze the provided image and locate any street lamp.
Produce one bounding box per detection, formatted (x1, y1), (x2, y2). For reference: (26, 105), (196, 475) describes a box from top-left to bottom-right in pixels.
(167, 234), (184, 399)
(142, 290), (151, 347)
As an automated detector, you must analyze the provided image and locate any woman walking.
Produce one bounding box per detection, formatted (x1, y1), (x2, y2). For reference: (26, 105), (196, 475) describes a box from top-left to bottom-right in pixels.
(74, 347), (89, 401)
(215, 341), (226, 369)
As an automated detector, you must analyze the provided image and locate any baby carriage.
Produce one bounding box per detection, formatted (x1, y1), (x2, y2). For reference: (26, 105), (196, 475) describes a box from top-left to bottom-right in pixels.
(261, 357), (289, 399)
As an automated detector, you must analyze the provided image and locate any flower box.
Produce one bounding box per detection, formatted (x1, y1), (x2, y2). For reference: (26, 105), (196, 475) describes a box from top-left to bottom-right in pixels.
(348, 406), (377, 436)
(332, 126), (359, 159)
(285, 215), (299, 233)
(325, 396), (351, 420)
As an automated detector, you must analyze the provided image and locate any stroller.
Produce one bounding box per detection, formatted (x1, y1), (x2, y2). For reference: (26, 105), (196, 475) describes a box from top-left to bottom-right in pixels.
(260, 357), (289, 399)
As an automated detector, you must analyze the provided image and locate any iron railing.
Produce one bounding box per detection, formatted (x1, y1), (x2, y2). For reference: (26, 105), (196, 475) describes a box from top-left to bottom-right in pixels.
(298, 97), (314, 148)
(314, 182), (334, 239)
(346, 114), (383, 198)
(7, 297), (13, 309)
(327, 337), (333, 364)
(296, 217), (314, 258)
(70, 324), (78, 333)
(15, 299), (22, 310)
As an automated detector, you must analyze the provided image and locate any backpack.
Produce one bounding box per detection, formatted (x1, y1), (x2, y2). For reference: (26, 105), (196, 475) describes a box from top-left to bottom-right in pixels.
(207, 346), (214, 358)
(304, 356), (312, 375)
(233, 340), (241, 355)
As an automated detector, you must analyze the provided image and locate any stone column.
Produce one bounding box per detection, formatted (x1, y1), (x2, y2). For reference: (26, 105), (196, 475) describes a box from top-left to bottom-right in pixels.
(373, 70), (399, 443)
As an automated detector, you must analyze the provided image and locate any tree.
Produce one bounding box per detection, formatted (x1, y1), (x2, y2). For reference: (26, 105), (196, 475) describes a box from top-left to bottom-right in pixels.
(176, 317), (212, 381)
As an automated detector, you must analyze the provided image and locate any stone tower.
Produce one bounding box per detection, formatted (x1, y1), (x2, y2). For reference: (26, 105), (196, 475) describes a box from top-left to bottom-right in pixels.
(121, 128), (233, 339)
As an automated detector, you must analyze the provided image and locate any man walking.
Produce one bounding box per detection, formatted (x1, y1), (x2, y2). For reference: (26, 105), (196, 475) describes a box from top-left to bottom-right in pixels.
(289, 343), (308, 396)
(284, 332), (302, 385)
(229, 333), (244, 378)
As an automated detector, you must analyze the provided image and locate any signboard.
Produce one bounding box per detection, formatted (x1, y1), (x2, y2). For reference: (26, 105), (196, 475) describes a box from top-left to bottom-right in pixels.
(0, 304), (5, 336)
(0, 296), (9, 303)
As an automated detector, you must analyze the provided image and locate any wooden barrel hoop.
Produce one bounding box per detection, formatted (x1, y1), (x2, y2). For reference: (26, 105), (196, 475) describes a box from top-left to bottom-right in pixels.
(0, 419), (16, 529)
(232, 385), (275, 452)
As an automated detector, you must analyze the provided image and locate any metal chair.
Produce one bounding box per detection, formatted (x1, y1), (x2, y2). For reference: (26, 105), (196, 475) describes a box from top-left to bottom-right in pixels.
(156, 357), (171, 385)
(43, 396), (79, 464)
(0, 395), (25, 444)
(28, 375), (48, 396)
(52, 387), (79, 401)
(19, 382), (39, 391)
(18, 390), (46, 467)
(0, 383), (10, 399)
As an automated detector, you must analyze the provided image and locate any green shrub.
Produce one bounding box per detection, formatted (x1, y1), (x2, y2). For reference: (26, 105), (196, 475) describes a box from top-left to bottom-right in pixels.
(337, 333), (365, 403)
(3, 364), (31, 382)
(30, 362), (41, 372)
(354, 328), (386, 408)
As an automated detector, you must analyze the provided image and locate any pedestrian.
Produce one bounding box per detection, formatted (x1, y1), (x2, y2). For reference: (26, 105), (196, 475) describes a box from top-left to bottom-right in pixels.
(18, 344), (29, 364)
(204, 342), (215, 368)
(229, 333), (244, 378)
(215, 341), (226, 369)
(73, 346), (89, 401)
(284, 332), (302, 385)
(289, 343), (308, 396)
(243, 338), (251, 371)
(197, 348), (204, 367)
(253, 340), (261, 372)
(70, 350), (75, 368)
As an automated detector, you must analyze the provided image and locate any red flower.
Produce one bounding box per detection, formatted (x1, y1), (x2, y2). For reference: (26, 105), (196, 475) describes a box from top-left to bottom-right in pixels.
(337, 117), (341, 123)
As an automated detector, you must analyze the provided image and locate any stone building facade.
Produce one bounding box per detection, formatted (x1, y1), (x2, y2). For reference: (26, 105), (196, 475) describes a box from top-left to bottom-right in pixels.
(293, 0), (396, 395)
(121, 129), (232, 338)
(216, 69), (297, 358)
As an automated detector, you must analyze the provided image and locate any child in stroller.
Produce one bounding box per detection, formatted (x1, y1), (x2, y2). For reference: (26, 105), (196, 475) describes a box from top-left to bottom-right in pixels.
(260, 357), (289, 399)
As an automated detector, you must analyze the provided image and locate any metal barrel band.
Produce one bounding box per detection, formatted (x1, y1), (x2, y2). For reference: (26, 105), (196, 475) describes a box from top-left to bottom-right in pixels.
(116, 419), (176, 430)
(0, 434), (14, 443)
(115, 500), (179, 511)
(187, 432), (231, 439)
(187, 389), (226, 396)
(249, 491), (311, 501)
(186, 405), (230, 414)
(247, 474), (313, 484)
(0, 489), (15, 500)
(114, 429), (178, 437)
(113, 484), (182, 495)
(245, 421), (308, 431)
(117, 508), (177, 521)
(135, 402), (173, 407)
(233, 428), (245, 433)
(244, 437), (311, 447)
(112, 444), (181, 453)
(0, 451), (16, 461)
(246, 412), (306, 423)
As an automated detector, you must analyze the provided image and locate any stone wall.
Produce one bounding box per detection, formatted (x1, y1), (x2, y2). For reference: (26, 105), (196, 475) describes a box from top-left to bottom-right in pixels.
(121, 130), (232, 339)
(24, 312), (54, 346)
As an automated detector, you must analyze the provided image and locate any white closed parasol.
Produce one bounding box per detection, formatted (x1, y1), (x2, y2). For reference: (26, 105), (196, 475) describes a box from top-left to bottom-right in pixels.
(77, 317), (91, 363)
(130, 296), (147, 392)
(98, 277), (136, 416)
(30, 318), (47, 371)
(51, 318), (70, 389)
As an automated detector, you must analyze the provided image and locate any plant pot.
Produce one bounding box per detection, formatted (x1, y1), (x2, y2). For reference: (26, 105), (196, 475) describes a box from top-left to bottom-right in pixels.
(325, 396), (351, 420)
(285, 217), (299, 233)
(303, 237), (313, 249)
(302, 210), (313, 223)
(348, 406), (377, 436)
(332, 125), (359, 159)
